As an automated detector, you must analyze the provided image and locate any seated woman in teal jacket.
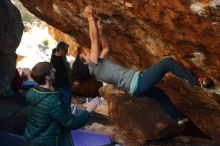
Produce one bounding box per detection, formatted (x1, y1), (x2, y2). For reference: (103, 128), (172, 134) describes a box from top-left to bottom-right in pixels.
(24, 62), (101, 146)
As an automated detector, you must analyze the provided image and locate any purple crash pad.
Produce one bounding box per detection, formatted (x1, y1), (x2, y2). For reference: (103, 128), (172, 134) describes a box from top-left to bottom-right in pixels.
(71, 129), (112, 146)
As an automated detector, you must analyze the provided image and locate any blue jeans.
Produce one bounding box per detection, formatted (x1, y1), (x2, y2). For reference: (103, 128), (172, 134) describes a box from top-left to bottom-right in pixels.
(58, 85), (72, 110)
(0, 131), (26, 146)
(133, 57), (198, 118)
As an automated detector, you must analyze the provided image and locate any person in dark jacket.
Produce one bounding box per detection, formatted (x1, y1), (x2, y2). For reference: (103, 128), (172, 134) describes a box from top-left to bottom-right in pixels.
(50, 41), (72, 109)
(24, 62), (101, 146)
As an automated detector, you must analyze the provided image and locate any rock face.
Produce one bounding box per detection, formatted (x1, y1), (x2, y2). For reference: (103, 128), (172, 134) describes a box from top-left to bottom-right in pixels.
(19, 0), (220, 74)
(72, 77), (103, 97)
(0, 94), (27, 135)
(0, 0), (24, 90)
(158, 77), (220, 143)
(100, 84), (219, 145)
(99, 85), (184, 145)
(18, 0), (220, 143)
(0, 0), (25, 136)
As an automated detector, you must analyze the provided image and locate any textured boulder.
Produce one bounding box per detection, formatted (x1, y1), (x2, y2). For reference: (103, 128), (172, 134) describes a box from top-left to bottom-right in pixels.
(0, 94), (27, 135)
(99, 85), (185, 145)
(19, 0), (220, 75)
(0, 0), (24, 90)
(0, 0), (25, 136)
(72, 77), (103, 97)
(157, 76), (220, 143)
(99, 84), (219, 145)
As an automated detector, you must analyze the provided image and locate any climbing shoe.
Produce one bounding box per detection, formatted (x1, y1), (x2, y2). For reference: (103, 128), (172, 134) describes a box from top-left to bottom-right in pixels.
(178, 118), (189, 126)
(198, 77), (215, 89)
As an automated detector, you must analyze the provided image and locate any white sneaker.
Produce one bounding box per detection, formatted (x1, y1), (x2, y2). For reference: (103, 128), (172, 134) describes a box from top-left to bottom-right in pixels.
(178, 118), (189, 126)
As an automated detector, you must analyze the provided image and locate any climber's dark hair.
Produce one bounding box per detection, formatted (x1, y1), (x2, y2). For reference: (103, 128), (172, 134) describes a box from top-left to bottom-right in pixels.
(76, 46), (84, 54)
(56, 41), (69, 52)
(72, 47), (92, 83)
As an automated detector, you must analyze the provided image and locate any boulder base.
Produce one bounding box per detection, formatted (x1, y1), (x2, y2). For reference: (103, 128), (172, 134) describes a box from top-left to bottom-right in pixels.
(99, 85), (184, 145)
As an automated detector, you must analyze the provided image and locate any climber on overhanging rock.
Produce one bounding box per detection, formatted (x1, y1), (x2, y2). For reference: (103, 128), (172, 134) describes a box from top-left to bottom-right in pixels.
(72, 6), (215, 125)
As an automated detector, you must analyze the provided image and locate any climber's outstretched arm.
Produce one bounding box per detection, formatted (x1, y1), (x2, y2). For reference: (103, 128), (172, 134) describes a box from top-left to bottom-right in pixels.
(98, 20), (111, 59)
(85, 6), (99, 64)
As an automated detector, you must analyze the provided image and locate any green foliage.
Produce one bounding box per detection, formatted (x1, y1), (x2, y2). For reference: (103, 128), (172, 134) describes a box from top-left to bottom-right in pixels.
(21, 12), (35, 24)
(42, 39), (49, 46)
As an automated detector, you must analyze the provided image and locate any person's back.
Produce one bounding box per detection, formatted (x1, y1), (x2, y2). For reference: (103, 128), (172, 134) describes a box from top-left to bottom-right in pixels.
(89, 58), (136, 92)
(50, 42), (72, 109)
(51, 55), (70, 88)
(23, 62), (101, 146)
(50, 42), (70, 88)
(24, 86), (90, 146)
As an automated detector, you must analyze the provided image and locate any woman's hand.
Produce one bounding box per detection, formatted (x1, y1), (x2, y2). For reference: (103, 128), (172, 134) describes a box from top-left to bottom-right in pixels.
(97, 20), (111, 58)
(85, 97), (102, 113)
(86, 6), (100, 64)
(97, 20), (106, 39)
(97, 20), (103, 35)
(84, 6), (94, 20)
